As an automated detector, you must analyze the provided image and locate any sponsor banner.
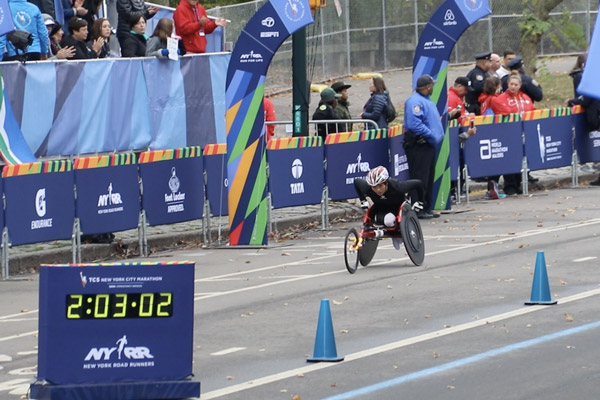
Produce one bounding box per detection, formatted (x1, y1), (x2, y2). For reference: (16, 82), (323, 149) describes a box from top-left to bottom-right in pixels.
(449, 119), (461, 181)
(463, 121), (524, 178)
(203, 144), (229, 216)
(523, 109), (573, 170)
(0, 176), (3, 231)
(573, 111), (600, 163)
(325, 131), (389, 201)
(267, 138), (324, 209)
(38, 262), (194, 384)
(74, 155), (140, 235)
(139, 147), (204, 226)
(388, 135), (411, 181)
(3, 160), (74, 246)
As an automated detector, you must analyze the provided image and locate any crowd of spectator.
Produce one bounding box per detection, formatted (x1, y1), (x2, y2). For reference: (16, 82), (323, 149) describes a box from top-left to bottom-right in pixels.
(0, 0), (227, 61)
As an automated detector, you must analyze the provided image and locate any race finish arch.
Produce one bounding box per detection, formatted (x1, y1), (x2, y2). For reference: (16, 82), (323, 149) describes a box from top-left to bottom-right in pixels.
(412, 0), (491, 210)
(225, 0), (313, 245)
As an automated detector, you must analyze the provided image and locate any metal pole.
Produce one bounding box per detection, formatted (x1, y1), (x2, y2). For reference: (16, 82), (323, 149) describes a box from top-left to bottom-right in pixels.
(345, 0), (351, 76)
(293, 28), (310, 137)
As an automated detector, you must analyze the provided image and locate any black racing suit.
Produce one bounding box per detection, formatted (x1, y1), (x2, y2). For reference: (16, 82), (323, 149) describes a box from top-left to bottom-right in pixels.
(354, 178), (424, 225)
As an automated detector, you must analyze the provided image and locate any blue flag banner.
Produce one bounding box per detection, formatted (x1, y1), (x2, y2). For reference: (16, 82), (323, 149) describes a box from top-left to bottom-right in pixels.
(578, 10), (600, 99)
(266, 137), (324, 209)
(463, 117), (523, 178)
(412, 0), (491, 209)
(73, 154), (140, 236)
(3, 161), (74, 246)
(138, 148), (204, 227)
(324, 131), (389, 201)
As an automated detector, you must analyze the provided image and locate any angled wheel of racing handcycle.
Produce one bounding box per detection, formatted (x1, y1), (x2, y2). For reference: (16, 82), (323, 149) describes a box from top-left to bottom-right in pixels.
(344, 201), (425, 274)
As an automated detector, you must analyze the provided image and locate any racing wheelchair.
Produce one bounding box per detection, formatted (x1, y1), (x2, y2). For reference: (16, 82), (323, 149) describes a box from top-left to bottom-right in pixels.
(344, 200), (425, 274)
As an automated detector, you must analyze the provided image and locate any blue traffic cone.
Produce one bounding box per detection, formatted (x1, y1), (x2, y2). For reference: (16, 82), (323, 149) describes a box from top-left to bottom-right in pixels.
(525, 251), (557, 305)
(307, 299), (344, 362)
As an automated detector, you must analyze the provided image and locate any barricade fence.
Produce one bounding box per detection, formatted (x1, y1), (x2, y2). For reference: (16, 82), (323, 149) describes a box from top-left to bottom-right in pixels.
(1, 107), (599, 278)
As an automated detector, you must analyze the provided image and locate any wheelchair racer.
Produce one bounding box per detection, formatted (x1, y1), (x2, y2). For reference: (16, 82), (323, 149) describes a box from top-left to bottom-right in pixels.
(353, 166), (425, 249)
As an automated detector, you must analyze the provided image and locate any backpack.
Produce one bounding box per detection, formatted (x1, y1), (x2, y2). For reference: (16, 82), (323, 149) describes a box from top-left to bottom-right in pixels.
(386, 94), (397, 123)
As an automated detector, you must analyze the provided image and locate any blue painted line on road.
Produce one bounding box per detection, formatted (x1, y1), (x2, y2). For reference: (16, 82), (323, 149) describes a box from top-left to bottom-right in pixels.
(321, 320), (600, 400)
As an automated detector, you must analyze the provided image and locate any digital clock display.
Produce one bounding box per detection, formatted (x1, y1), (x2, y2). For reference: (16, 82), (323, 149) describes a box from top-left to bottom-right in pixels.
(66, 292), (173, 319)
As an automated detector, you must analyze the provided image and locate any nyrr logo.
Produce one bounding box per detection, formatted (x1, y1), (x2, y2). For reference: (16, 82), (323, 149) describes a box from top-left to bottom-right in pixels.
(345, 154), (370, 184)
(290, 159), (304, 194)
(84, 335), (154, 361)
(240, 50), (264, 63)
(423, 38), (445, 50)
(97, 183), (124, 215)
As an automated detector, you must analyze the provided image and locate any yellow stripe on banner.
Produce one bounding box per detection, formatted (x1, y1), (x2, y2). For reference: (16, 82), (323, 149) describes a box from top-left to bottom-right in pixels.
(229, 140), (258, 222)
(226, 100), (242, 135)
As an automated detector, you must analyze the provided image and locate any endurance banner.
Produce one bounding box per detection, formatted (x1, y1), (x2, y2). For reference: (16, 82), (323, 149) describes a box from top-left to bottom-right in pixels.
(412, 0), (491, 209)
(225, 0), (313, 245)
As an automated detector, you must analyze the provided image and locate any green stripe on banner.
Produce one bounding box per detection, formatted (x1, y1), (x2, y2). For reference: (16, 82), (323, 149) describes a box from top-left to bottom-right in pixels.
(246, 152), (268, 243)
(433, 125), (451, 210)
(430, 67), (448, 104)
(231, 87), (264, 163)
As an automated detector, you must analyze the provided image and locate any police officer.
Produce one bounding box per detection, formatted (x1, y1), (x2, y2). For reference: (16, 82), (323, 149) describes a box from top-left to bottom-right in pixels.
(465, 51), (492, 115)
(312, 88), (341, 140)
(501, 56), (543, 102)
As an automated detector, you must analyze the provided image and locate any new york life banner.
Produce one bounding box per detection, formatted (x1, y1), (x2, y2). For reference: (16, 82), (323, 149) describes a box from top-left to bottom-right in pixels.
(412, 0), (491, 209)
(225, 0), (313, 245)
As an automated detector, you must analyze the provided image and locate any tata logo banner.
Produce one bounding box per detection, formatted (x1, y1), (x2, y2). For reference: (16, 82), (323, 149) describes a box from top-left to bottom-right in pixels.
(4, 171), (75, 246)
(524, 118), (572, 171)
(139, 158), (204, 226)
(267, 147), (324, 209)
(463, 122), (523, 178)
(74, 165), (140, 235)
(325, 140), (389, 201)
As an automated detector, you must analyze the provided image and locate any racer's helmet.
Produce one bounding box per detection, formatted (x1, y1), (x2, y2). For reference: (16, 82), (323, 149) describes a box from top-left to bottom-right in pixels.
(366, 166), (389, 186)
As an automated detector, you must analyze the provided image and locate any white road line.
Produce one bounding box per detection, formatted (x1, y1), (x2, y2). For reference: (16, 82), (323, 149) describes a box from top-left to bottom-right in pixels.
(574, 256), (597, 262)
(200, 287), (600, 399)
(210, 347), (246, 356)
(0, 331), (37, 343)
(0, 310), (38, 321)
(0, 355), (11, 362)
(0, 318), (38, 323)
(16, 351), (37, 356)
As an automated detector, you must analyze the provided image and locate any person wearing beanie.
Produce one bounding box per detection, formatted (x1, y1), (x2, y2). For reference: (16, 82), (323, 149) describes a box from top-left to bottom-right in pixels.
(331, 81), (353, 133)
(312, 88), (342, 140)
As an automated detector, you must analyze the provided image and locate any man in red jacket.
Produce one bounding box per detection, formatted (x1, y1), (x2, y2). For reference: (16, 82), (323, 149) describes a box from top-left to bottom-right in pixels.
(173, 0), (227, 54)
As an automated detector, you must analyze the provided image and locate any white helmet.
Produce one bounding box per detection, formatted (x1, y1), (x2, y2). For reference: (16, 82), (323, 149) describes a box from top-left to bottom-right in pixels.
(366, 166), (389, 186)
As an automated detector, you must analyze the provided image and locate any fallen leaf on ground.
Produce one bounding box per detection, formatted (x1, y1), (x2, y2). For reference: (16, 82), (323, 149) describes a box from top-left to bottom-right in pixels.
(564, 313), (574, 322)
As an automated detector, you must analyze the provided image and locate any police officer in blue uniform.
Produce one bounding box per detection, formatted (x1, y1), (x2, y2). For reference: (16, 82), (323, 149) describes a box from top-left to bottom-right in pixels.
(465, 51), (492, 115)
(403, 74), (444, 219)
(501, 56), (543, 103)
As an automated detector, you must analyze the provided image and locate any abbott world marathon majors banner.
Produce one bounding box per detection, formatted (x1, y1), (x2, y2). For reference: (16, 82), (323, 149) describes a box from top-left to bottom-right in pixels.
(225, 0), (313, 245)
(412, 0), (491, 209)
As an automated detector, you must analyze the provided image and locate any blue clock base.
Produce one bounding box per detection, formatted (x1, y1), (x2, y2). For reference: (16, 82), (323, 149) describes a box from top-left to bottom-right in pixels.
(29, 380), (201, 400)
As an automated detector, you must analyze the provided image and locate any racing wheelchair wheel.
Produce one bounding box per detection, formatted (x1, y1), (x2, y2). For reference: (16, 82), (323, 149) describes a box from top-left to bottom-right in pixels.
(344, 228), (360, 274)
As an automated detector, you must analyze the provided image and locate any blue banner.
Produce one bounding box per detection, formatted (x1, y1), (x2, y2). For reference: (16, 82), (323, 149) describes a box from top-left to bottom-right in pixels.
(325, 133), (389, 201)
(139, 153), (204, 227)
(267, 146), (324, 209)
(524, 117), (572, 171)
(578, 11), (600, 100)
(4, 166), (74, 246)
(573, 112), (600, 163)
(388, 135), (411, 181)
(463, 121), (523, 178)
(448, 123), (461, 181)
(0, 0), (14, 36)
(203, 145), (229, 217)
(74, 160), (140, 236)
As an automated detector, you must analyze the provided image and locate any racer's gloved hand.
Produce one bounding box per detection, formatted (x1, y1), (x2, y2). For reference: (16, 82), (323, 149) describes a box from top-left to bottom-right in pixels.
(411, 201), (424, 212)
(360, 200), (369, 209)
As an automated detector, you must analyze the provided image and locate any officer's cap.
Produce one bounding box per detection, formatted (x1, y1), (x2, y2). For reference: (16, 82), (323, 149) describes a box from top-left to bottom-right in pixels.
(331, 81), (352, 92)
(474, 51), (491, 61)
(507, 56), (523, 70)
(454, 77), (470, 87)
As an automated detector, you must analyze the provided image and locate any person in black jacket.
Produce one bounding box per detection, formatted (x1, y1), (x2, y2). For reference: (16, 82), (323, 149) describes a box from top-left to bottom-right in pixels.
(60, 17), (102, 59)
(567, 89), (600, 186)
(120, 15), (147, 57)
(501, 56), (543, 103)
(361, 76), (389, 129)
(465, 51), (491, 115)
(569, 54), (586, 97)
(116, 0), (158, 50)
(312, 88), (341, 140)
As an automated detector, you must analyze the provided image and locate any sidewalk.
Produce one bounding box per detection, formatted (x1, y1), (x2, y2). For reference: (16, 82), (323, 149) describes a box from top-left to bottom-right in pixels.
(3, 56), (598, 276)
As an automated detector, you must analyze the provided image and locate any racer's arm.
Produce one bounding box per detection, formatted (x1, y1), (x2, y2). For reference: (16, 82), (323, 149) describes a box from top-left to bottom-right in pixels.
(353, 178), (370, 202)
(388, 178), (425, 205)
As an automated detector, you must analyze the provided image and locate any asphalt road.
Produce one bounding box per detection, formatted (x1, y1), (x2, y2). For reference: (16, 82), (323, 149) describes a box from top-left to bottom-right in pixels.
(1, 185), (599, 399)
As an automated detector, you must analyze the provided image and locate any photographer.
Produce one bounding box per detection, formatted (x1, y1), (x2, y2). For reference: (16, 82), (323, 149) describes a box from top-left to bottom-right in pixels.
(0, 0), (49, 61)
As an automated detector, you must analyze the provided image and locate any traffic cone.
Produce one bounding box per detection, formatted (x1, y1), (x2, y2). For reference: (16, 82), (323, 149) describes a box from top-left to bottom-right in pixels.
(525, 251), (557, 305)
(307, 299), (344, 362)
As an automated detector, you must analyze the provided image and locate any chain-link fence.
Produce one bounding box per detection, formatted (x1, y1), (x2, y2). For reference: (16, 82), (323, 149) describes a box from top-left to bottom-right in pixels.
(208, 0), (598, 92)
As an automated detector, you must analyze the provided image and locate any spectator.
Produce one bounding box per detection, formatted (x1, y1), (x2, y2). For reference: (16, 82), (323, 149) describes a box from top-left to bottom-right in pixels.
(173, 0), (227, 54)
(146, 18), (180, 58)
(263, 97), (276, 140)
(569, 54), (585, 97)
(331, 81), (353, 133)
(489, 53), (501, 78)
(61, 17), (101, 59)
(501, 56), (543, 103)
(88, 18), (112, 58)
(116, 0), (158, 50)
(403, 74), (444, 219)
(496, 49), (516, 80)
(0, 0), (49, 61)
(120, 15), (147, 57)
(62, 0), (88, 27)
(29, 0), (55, 20)
(447, 76), (470, 121)
(490, 72), (535, 195)
(361, 76), (390, 129)
(465, 52), (491, 115)
(48, 22), (76, 59)
(312, 88), (341, 141)
(478, 76), (502, 116)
